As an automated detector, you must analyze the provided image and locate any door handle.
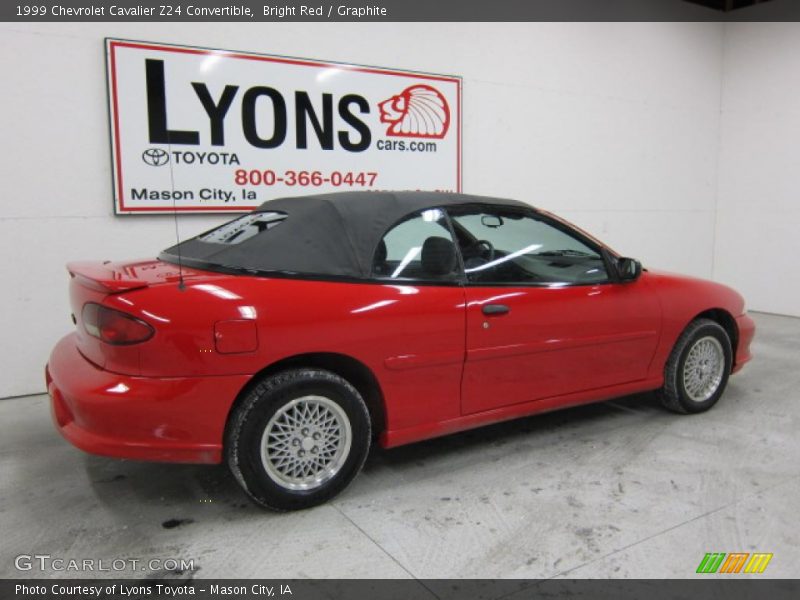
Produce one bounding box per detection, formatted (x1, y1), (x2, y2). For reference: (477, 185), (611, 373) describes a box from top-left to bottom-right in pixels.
(482, 304), (510, 316)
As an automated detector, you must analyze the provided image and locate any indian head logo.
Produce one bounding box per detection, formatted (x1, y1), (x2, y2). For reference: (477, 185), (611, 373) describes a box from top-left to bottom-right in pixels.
(378, 85), (450, 139)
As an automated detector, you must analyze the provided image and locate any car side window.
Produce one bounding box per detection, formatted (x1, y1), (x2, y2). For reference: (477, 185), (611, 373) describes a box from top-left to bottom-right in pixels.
(372, 208), (460, 281)
(449, 209), (609, 285)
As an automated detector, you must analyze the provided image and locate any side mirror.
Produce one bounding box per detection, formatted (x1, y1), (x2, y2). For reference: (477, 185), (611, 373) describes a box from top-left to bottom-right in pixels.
(617, 257), (642, 282)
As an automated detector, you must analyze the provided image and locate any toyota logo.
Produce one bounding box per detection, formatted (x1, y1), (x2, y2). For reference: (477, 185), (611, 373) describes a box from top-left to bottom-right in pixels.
(142, 148), (169, 167)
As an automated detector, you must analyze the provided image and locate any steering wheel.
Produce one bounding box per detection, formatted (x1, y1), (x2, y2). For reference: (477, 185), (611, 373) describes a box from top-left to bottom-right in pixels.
(471, 239), (495, 263)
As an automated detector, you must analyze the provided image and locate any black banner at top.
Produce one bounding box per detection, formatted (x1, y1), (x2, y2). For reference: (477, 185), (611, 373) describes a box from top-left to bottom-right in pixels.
(3, 0), (800, 22)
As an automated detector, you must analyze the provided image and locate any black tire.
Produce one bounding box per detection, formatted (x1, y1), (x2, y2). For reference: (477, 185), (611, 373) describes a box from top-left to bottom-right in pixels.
(659, 318), (732, 414)
(226, 369), (371, 511)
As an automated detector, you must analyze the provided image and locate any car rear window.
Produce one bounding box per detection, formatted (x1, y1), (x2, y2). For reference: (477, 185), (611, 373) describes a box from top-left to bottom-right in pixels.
(198, 212), (287, 245)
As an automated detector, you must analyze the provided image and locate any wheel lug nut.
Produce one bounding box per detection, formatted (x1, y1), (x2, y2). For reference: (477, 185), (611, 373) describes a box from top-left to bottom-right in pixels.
(292, 439), (300, 446)
(302, 428), (309, 436)
(313, 432), (321, 440)
(298, 450), (305, 457)
(311, 447), (318, 454)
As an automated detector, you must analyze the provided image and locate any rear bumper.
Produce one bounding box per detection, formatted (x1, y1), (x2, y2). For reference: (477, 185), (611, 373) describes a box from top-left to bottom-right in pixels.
(46, 334), (250, 464)
(732, 312), (756, 374)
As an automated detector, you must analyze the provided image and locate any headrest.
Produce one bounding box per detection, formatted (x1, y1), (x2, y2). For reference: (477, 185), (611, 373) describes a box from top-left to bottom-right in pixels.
(374, 239), (387, 265)
(421, 236), (456, 277)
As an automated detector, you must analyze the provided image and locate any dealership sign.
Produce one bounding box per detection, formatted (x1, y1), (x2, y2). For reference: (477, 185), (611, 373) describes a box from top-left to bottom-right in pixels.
(105, 39), (462, 214)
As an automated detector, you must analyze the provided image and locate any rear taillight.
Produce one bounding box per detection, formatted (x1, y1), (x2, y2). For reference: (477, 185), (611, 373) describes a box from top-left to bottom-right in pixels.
(82, 303), (154, 345)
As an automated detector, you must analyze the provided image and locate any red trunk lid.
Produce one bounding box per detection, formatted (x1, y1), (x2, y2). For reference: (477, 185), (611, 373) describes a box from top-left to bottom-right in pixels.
(67, 259), (205, 292)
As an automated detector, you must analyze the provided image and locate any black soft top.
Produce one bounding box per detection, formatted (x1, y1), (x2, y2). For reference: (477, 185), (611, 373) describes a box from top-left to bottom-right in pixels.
(160, 191), (531, 278)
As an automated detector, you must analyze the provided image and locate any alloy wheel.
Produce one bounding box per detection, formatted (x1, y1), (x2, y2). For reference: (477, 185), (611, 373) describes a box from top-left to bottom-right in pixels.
(259, 395), (352, 491)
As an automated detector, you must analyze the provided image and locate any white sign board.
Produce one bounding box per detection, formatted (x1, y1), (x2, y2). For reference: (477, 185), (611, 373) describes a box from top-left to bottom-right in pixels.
(106, 39), (462, 214)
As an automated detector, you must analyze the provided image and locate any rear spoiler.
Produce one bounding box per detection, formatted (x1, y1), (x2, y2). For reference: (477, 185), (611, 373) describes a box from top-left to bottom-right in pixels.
(67, 261), (150, 293)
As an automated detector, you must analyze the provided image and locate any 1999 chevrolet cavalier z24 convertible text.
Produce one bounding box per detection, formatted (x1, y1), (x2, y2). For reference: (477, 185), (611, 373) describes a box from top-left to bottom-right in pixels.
(46, 192), (755, 510)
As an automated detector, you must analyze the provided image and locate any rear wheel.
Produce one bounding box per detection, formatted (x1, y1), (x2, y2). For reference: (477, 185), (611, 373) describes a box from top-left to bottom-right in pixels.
(659, 318), (732, 414)
(226, 369), (371, 511)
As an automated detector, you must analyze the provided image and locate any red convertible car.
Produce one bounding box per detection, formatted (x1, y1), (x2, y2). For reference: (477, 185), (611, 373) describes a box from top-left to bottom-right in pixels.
(47, 192), (754, 510)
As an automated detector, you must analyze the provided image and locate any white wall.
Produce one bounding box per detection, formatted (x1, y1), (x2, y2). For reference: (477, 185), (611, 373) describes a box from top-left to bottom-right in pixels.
(714, 23), (800, 318)
(0, 22), (725, 398)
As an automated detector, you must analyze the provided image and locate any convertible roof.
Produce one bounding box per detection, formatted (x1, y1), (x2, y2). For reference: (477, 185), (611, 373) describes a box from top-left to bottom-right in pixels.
(161, 191), (531, 278)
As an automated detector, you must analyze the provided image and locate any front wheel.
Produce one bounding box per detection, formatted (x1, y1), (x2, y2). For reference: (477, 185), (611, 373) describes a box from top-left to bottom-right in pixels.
(226, 369), (371, 511)
(659, 318), (732, 414)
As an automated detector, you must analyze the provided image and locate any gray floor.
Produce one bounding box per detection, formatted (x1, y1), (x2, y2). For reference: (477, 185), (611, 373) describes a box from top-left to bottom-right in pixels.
(0, 312), (798, 579)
